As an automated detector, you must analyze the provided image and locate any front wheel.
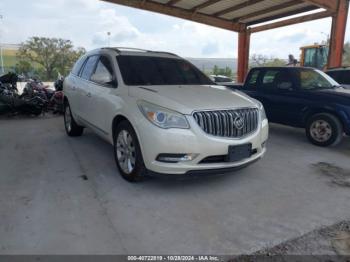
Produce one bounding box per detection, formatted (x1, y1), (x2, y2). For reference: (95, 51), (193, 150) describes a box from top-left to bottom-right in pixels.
(64, 101), (84, 137)
(113, 121), (147, 182)
(306, 113), (343, 147)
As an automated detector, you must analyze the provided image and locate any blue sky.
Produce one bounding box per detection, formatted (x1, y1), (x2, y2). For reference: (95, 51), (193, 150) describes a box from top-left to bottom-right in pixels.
(0, 0), (349, 60)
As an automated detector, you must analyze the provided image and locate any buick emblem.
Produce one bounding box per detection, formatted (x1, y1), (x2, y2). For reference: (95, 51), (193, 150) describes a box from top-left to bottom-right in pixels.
(233, 115), (245, 130)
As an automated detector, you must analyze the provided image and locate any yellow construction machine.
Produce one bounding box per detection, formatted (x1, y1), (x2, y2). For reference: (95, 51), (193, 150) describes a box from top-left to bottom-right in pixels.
(299, 44), (329, 70)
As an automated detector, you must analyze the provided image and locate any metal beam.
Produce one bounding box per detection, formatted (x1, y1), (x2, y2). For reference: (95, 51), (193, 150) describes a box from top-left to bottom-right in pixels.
(328, 0), (349, 68)
(250, 10), (333, 33)
(236, 0), (303, 23)
(246, 5), (318, 25)
(303, 0), (338, 12)
(166, 0), (182, 6)
(190, 0), (220, 12)
(213, 0), (265, 17)
(237, 28), (251, 83)
(102, 0), (240, 31)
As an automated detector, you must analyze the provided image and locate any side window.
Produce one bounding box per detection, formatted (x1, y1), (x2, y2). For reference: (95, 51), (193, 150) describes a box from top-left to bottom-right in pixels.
(275, 71), (293, 90)
(261, 70), (279, 90)
(80, 55), (99, 80)
(247, 70), (259, 89)
(91, 56), (115, 86)
(262, 70), (293, 91)
(300, 70), (332, 90)
(71, 56), (86, 75)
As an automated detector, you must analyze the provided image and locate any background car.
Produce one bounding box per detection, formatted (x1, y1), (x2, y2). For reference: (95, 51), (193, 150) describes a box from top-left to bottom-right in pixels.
(232, 67), (350, 147)
(326, 67), (350, 89)
(210, 75), (236, 86)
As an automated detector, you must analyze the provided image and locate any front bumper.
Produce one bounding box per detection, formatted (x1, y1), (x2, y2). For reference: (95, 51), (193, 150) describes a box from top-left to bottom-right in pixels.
(135, 114), (269, 175)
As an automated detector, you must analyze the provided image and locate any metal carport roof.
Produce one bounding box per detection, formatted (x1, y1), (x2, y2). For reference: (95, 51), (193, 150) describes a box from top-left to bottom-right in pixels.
(101, 0), (348, 81)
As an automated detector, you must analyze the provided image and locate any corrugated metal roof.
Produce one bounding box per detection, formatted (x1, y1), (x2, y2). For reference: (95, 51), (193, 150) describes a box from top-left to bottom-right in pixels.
(220, 0), (288, 19)
(241, 2), (311, 23)
(196, 0), (248, 15)
(174, 0), (209, 10)
(102, 0), (329, 31)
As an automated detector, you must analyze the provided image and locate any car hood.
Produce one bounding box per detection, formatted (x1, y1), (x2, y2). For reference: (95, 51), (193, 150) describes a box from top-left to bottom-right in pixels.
(319, 87), (350, 98)
(128, 85), (258, 114)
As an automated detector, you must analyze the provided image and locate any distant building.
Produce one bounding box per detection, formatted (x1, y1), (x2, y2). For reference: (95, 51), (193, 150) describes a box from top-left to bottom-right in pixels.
(1, 43), (20, 73)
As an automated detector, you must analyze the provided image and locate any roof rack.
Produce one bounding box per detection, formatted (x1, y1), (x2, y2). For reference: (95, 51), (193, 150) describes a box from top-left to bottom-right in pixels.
(102, 47), (179, 57)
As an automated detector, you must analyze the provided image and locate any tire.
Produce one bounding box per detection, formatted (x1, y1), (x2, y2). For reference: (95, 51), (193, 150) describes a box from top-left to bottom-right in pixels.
(64, 101), (84, 137)
(306, 113), (343, 147)
(113, 120), (147, 182)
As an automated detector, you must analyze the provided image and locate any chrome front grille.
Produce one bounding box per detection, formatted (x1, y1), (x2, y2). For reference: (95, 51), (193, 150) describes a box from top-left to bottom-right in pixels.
(193, 108), (259, 138)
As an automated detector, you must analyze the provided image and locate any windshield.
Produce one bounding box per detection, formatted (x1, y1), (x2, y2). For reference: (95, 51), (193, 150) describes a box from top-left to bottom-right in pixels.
(116, 55), (213, 86)
(299, 69), (340, 90)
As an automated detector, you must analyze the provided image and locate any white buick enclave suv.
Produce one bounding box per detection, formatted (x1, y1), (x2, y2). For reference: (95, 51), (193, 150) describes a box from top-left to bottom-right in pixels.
(63, 47), (269, 182)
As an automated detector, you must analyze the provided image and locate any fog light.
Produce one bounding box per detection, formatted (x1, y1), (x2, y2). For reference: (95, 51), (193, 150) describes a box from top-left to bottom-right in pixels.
(157, 153), (198, 163)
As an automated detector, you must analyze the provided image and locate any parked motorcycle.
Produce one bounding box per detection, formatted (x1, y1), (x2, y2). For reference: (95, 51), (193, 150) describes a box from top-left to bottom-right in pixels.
(23, 76), (64, 114)
(0, 74), (47, 116)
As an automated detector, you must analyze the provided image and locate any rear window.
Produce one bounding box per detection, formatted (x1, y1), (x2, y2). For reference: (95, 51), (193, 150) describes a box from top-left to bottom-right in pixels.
(116, 55), (213, 86)
(247, 70), (259, 89)
(262, 70), (279, 85)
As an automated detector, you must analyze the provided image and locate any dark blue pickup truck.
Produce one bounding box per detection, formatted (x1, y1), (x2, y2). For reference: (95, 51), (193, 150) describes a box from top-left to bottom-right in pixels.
(232, 67), (350, 146)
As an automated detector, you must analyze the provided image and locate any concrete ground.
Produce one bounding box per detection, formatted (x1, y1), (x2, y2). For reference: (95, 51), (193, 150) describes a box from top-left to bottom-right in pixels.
(0, 115), (350, 255)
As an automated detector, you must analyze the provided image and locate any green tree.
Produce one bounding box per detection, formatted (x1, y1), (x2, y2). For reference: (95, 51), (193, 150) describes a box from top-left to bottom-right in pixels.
(17, 37), (86, 80)
(211, 65), (233, 77)
(342, 42), (350, 66)
(250, 54), (286, 67)
(213, 65), (220, 75)
(14, 60), (34, 76)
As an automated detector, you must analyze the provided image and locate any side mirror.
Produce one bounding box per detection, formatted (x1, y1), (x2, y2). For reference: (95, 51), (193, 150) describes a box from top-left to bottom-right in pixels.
(91, 73), (113, 85)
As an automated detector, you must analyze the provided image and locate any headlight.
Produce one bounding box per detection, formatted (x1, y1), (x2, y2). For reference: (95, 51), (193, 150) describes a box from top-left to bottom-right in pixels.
(258, 102), (267, 120)
(138, 101), (190, 129)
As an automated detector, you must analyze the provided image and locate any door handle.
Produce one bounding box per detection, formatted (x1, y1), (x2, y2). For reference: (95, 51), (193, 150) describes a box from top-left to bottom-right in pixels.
(86, 92), (92, 98)
(71, 86), (76, 90)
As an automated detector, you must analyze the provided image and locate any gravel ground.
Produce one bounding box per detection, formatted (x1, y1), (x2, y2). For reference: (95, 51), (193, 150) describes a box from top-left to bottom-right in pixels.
(251, 220), (350, 255)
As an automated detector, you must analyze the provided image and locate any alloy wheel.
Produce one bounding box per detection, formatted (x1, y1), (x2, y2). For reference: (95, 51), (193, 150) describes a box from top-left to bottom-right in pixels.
(65, 105), (72, 133)
(310, 119), (332, 143)
(116, 130), (136, 174)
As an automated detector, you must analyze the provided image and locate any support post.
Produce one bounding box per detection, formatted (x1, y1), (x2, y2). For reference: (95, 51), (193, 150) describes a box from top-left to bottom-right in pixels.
(237, 27), (251, 83)
(328, 0), (349, 68)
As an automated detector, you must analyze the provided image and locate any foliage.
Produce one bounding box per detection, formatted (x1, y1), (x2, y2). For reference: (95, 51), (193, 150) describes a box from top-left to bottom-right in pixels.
(250, 54), (286, 68)
(14, 60), (34, 76)
(343, 42), (350, 66)
(212, 65), (233, 77)
(17, 37), (86, 81)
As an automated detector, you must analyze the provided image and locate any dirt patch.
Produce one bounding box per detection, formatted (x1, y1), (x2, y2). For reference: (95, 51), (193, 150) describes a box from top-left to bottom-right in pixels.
(332, 231), (350, 255)
(234, 221), (350, 257)
(312, 162), (350, 187)
(79, 175), (89, 181)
